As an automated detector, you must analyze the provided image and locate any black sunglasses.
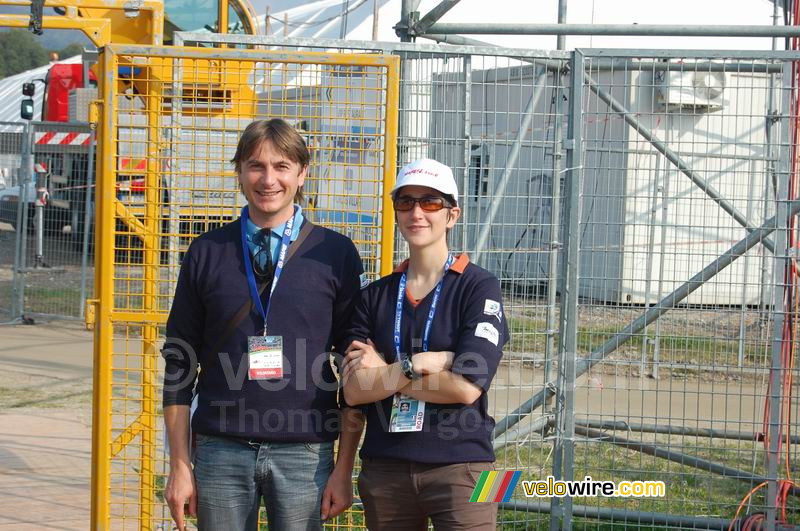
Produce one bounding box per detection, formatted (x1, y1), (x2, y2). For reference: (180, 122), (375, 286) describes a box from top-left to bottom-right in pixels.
(393, 196), (452, 212)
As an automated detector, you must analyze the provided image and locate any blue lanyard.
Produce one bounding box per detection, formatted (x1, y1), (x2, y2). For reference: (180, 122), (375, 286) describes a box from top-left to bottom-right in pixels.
(393, 254), (454, 362)
(240, 205), (296, 335)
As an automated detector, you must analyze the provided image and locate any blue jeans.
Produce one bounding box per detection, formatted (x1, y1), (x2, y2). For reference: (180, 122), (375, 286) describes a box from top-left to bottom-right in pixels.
(193, 433), (334, 531)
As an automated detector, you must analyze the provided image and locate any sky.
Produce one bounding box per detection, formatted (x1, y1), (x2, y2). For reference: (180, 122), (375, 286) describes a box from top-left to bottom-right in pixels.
(0, 0), (787, 51)
(245, 0), (784, 50)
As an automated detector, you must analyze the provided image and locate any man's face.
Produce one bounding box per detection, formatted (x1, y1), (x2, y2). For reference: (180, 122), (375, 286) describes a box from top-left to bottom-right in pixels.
(238, 139), (306, 226)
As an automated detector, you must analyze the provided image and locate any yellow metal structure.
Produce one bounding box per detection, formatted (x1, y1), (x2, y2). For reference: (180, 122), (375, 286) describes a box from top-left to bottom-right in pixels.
(0, 0), (165, 46)
(93, 43), (399, 529)
(0, 0), (259, 47)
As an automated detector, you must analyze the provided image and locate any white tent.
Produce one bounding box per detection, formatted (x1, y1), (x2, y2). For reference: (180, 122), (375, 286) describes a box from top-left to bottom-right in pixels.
(249, 0), (780, 50)
(0, 0), (783, 126)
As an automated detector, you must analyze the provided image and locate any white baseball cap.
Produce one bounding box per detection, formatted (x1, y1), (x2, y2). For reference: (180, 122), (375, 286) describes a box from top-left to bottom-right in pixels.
(392, 158), (459, 204)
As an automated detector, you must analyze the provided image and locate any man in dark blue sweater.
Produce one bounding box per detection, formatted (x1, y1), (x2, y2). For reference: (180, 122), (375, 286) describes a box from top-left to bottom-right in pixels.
(161, 119), (365, 531)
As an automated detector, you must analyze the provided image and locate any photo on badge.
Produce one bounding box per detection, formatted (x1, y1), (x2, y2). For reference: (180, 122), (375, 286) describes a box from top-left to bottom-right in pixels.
(389, 393), (425, 432)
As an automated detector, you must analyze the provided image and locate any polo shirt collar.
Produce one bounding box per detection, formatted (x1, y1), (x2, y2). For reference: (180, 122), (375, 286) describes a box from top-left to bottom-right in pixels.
(245, 205), (304, 244)
(393, 253), (469, 274)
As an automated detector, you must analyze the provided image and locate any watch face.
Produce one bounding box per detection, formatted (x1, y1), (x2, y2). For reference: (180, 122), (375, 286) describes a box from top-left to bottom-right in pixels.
(402, 358), (414, 378)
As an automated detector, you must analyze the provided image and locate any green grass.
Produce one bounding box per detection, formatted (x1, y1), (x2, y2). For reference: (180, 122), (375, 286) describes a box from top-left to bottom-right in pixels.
(495, 436), (800, 525)
(24, 284), (84, 316)
(506, 315), (767, 368)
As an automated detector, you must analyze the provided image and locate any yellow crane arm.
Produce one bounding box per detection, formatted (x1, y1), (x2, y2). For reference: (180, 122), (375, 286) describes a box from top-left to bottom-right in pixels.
(0, 0), (259, 48)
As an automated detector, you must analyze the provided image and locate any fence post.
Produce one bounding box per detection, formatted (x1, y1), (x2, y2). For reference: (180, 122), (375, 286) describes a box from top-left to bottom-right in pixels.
(550, 49), (584, 531)
(79, 128), (96, 320)
(545, 60), (567, 408)
(12, 121), (33, 319)
(764, 59), (794, 531)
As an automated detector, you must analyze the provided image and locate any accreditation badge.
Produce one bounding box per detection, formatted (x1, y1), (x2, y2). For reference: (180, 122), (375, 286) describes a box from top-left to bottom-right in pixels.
(389, 393), (425, 432)
(247, 335), (284, 379)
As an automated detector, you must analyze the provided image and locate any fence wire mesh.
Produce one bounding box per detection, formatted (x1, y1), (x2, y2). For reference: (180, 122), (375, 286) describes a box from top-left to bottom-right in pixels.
(85, 32), (800, 530)
(93, 43), (398, 529)
(0, 120), (94, 321)
(0, 120), (24, 321)
(561, 50), (797, 529)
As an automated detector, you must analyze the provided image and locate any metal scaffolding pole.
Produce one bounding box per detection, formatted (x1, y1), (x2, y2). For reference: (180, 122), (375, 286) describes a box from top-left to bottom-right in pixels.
(573, 418), (800, 444)
(574, 426), (800, 497)
(764, 59), (794, 531)
(420, 23), (800, 38)
(492, 414), (551, 451)
(493, 198), (800, 438)
(556, 0), (566, 50)
(414, 0), (460, 36)
(554, 48), (583, 531)
(500, 500), (731, 530)
(397, 0), (421, 41)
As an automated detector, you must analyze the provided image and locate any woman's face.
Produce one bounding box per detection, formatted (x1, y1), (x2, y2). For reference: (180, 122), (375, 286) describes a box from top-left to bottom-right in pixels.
(394, 185), (460, 249)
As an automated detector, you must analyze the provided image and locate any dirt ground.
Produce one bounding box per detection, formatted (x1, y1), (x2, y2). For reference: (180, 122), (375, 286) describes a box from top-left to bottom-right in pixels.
(0, 320), (93, 530)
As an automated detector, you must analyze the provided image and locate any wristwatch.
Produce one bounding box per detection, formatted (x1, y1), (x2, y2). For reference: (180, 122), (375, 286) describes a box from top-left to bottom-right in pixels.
(400, 357), (420, 380)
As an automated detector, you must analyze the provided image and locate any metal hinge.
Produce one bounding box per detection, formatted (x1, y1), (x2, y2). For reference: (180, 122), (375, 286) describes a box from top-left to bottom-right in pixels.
(84, 299), (98, 330)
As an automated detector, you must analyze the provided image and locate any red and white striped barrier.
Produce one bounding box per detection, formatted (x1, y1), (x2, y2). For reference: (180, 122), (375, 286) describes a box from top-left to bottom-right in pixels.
(34, 131), (92, 146)
(119, 157), (147, 171)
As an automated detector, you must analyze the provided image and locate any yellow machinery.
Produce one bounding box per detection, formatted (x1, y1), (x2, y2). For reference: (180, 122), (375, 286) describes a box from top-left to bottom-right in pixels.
(0, 0), (261, 114)
(0, 0), (258, 46)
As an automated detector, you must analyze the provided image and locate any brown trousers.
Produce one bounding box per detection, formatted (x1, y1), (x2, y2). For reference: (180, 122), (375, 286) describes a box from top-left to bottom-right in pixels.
(357, 458), (498, 530)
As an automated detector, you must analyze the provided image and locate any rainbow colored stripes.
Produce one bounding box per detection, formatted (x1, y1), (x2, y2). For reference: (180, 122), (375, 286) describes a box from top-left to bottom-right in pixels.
(469, 471), (521, 502)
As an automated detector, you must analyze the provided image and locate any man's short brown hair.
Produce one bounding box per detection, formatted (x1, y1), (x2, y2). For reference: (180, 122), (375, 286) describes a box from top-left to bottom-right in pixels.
(231, 119), (310, 203)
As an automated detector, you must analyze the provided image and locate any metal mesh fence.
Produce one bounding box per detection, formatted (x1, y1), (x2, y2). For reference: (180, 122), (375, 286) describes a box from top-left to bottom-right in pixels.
(392, 47), (568, 531)
(174, 36), (572, 530)
(0, 121), (24, 321)
(0, 120), (95, 321)
(86, 32), (800, 530)
(558, 50), (795, 529)
(92, 43), (399, 529)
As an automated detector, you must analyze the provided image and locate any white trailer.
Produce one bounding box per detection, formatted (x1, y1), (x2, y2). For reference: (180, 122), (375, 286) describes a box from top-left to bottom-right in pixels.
(429, 60), (776, 306)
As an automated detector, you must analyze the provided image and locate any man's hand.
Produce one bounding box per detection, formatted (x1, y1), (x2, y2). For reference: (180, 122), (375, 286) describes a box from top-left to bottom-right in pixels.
(412, 350), (455, 376)
(320, 465), (353, 521)
(164, 460), (197, 531)
(342, 339), (387, 382)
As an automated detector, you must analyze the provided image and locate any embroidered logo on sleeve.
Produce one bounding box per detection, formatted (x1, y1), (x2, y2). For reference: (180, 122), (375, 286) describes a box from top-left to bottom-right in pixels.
(483, 299), (503, 321)
(475, 322), (499, 346)
(360, 272), (370, 289)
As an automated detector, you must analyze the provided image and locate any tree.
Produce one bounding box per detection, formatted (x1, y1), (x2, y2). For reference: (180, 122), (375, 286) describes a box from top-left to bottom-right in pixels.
(56, 42), (85, 60)
(0, 30), (49, 78)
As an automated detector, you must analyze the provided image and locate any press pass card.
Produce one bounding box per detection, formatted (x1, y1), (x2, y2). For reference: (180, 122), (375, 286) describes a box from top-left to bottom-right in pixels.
(389, 393), (425, 432)
(247, 335), (284, 379)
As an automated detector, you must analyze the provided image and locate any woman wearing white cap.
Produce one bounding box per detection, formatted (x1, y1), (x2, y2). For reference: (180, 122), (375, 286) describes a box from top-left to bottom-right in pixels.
(342, 158), (509, 530)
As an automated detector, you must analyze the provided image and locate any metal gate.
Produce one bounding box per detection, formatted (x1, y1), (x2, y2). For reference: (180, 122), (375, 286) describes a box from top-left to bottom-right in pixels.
(89, 43), (399, 529)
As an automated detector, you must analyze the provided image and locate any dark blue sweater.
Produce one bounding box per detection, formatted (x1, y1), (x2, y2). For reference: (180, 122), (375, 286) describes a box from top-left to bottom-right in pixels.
(162, 218), (363, 443)
(346, 254), (509, 463)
